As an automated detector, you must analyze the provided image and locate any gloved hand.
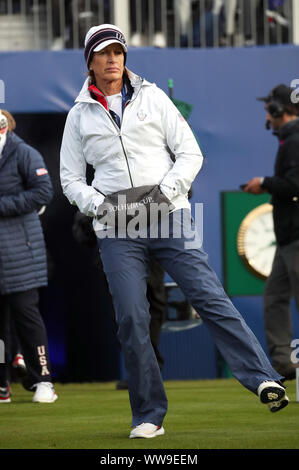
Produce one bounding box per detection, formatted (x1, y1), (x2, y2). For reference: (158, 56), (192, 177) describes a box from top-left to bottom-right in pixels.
(72, 211), (97, 246)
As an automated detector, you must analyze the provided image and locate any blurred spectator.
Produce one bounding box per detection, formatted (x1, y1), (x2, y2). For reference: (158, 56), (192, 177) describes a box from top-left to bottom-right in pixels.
(0, 110), (57, 404)
(130, 0), (167, 47)
(0, 0), (291, 50)
(244, 0), (290, 46)
(243, 0), (260, 46)
(174, 0), (290, 49)
(51, 0), (112, 49)
(213, 0), (236, 46)
(174, 0), (226, 48)
(266, 0), (290, 45)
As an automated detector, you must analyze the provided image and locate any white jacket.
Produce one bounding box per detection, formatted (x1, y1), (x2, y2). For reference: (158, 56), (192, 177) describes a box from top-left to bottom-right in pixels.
(60, 69), (203, 217)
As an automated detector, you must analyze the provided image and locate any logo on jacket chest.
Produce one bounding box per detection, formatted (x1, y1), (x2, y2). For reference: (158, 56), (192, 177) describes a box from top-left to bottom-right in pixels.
(137, 109), (147, 121)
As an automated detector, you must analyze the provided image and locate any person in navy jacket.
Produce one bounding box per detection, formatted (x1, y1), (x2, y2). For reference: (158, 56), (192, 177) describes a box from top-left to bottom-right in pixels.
(0, 110), (57, 404)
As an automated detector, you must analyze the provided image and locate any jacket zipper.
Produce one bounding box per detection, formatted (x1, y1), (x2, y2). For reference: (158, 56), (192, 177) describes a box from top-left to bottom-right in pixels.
(117, 83), (144, 188)
(119, 134), (133, 187)
(105, 107), (134, 188)
(95, 188), (106, 197)
(88, 78), (144, 190)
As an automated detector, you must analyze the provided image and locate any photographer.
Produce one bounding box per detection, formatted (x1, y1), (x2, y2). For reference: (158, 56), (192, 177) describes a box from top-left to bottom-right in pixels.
(243, 84), (299, 380)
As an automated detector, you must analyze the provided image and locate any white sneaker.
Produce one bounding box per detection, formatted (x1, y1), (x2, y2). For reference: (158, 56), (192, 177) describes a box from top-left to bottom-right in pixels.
(129, 423), (165, 439)
(32, 382), (58, 403)
(257, 381), (289, 412)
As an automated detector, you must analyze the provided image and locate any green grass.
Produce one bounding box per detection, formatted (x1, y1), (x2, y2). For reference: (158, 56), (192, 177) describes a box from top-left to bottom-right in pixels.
(0, 379), (298, 449)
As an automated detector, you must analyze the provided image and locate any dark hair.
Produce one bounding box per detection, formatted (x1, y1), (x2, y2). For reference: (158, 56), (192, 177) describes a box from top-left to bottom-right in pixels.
(283, 104), (299, 116)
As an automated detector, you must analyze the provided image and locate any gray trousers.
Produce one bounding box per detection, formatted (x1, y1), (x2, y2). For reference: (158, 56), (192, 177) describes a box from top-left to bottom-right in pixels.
(99, 210), (282, 427)
(264, 239), (299, 372)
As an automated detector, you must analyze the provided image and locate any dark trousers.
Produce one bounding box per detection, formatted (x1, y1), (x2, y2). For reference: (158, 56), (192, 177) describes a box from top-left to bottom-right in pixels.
(0, 288), (52, 387)
(147, 257), (166, 370)
(264, 240), (299, 373)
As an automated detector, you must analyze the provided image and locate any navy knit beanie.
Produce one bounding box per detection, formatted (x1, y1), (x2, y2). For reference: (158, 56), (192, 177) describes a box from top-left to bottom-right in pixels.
(84, 24), (127, 69)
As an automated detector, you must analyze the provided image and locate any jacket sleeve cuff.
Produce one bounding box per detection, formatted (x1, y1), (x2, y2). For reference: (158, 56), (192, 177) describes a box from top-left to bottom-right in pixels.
(88, 193), (105, 217)
(160, 181), (180, 200)
(260, 176), (269, 190)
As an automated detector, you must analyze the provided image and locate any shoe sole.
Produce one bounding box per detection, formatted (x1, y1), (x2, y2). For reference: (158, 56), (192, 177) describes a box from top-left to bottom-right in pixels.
(268, 396), (289, 413)
(259, 384), (289, 412)
(259, 385), (286, 404)
(33, 393), (58, 404)
(130, 427), (165, 439)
